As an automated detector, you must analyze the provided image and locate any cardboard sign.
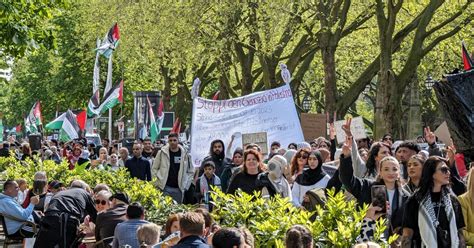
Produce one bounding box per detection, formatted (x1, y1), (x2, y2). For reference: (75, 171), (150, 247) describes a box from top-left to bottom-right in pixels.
(179, 132), (187, 142)
(242, 132), (268, 156)
(334, 116), (367, 144)
(434, 121), (453, 146)
(300, 113), (327, 141)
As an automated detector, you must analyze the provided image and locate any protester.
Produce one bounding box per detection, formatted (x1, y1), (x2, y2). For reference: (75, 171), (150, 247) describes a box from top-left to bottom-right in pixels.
(291, 150), (330, 208)
(285, 224), (313, 248)
(20, 143), (32, 161)
(381, 133), (393, 147)
(112, 202), (149, 248)
(34, 180), (97, 248)
(194, 207), (215, 242)
(395, 141), (420, 179)
(142, 137), (154, 159)
(96, 147), (108, 170)
(457, 168), (474, 246)
(68, 141), (91, 171)
(106, 153), (120, 171)
(0, 180), (39, 238)
(403, 154), (426, 195)
(287, 143), (297, 150)
(22, 171), (48, 213)
(402, 156), (465, 248)
(220, 148), (244, 192)
(94, 190), (112, 214)
(50, 145), (61, 164)
(340, 138), (409, 237)
(212, 227), (246, 248)
(173, 212), (209, 248)
(125, 142), (152, 181)
(257, 155), (291, 200)
(161, 213), (180, 246)
(200, 139), (231, 178)
(137, 222), (161, 248)
(152, 133), (194, 203)
(227, 149), (265, 195)
(95, 192), (129, 244)
(289, 148), (310, 183)
(118, 147), (130, 167)
(15, 178), (28, 205)
(196, 161), (221, 208)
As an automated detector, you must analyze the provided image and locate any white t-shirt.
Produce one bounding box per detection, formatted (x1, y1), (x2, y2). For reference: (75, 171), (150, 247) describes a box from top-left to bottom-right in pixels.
(387, 189), (395, 215)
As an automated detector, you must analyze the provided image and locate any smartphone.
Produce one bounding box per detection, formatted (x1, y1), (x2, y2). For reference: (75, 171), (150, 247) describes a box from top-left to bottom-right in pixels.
(32, 180), (47, 195)
(371, 185), (387, 214)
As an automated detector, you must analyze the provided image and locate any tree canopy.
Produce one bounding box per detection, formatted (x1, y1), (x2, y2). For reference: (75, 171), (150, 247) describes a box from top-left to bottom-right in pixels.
(1, 0), (472, 139)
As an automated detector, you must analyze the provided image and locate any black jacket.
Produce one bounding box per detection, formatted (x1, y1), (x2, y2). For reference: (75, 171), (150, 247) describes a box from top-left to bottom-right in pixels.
(44, 187), (97, 223)
(172, 235), (209, 248)
(125, 156), (152, 181)
(339, 155), (409, 233)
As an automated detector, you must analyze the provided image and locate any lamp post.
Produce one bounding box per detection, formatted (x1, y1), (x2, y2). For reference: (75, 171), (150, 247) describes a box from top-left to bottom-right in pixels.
(425, 75), (436, 97)
(302, 89), (312, 113)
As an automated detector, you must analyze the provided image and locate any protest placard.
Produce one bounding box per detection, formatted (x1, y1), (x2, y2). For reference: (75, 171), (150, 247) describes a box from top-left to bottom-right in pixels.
(434, 121), (453, 146)
(242, 132), (268, 155)
(334, 116), (367, 144)
(190, 84), (304, 167)
(300, 113), (326, 141)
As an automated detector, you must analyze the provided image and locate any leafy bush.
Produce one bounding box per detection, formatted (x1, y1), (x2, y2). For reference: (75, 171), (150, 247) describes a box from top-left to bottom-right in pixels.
(0, 156), (397, 246)
(211, 188), (396, 248)
(0, 156), (191, 225)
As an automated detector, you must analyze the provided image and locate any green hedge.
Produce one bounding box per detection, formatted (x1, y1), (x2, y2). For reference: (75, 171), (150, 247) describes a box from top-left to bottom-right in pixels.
(0, 156), (397, 247)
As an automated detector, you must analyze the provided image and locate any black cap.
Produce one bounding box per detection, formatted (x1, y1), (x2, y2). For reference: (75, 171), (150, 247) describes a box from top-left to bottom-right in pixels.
(109, 192), (130, 204)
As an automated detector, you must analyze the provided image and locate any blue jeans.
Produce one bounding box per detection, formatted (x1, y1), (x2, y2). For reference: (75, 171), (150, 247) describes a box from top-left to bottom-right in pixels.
(163, 185), (183, 204)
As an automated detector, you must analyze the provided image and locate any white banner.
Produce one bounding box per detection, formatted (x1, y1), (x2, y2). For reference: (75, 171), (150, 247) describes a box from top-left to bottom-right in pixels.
(190, 84), (304, 167)
(334, 116), (367, 144)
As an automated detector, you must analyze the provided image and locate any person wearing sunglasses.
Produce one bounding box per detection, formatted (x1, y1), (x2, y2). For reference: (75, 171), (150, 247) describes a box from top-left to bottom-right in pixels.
(289, 148), (310, 185)
(94, 190), (112, 214)
(402, 156), (466, 248)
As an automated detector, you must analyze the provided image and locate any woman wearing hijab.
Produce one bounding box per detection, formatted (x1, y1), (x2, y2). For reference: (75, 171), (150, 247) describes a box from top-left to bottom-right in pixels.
(291, 150), (330, 208)
(402, 156), (466, 248)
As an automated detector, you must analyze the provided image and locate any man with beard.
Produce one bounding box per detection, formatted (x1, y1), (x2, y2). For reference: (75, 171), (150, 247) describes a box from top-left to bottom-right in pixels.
(142, 137), (154, 164)
(152, 133), (194, 203)
(199, 140), (231, 178)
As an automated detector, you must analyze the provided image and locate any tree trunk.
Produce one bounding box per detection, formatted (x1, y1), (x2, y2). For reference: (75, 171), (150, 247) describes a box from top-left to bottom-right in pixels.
(321, 45), (337, 115)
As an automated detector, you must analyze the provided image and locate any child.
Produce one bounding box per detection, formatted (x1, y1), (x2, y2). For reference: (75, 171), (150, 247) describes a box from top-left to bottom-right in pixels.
(196, 161), (221, 210)
(16, 178), (28, 204)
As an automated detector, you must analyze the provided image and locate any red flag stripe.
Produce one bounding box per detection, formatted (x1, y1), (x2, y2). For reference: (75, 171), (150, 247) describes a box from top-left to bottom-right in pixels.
(462, 42), (473, 71)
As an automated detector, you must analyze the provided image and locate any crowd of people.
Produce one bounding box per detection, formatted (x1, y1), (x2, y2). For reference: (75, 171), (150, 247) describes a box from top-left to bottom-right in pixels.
(0, 119), (472, 247)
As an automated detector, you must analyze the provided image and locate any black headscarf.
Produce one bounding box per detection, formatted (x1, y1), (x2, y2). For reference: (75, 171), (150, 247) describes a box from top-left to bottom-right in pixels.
(295, 150), (327, 186)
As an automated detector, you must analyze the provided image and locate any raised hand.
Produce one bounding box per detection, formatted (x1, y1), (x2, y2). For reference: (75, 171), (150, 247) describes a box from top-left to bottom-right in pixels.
(424, 126), (436, 145)
(327, 112), (337, 140)
(342, 117), (352, 137)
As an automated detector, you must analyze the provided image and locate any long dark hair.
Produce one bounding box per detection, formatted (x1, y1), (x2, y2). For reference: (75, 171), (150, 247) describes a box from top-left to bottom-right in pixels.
(290, 148), (310, 176)
(285, 225), (313, 248)
(415, 156), (449, 201)
(365, 142), (392, 177)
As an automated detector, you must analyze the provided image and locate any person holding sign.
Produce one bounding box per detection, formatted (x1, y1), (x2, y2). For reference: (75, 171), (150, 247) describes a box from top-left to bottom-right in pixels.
(227, 149), (265, 196)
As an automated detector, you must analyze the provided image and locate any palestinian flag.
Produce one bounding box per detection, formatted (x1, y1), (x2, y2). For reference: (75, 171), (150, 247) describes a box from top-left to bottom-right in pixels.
(87, 90), (101, 118)
(96, 23), (120, 59)
(25, 101), (42, 133)
(147, 96), (158, 143)
(156, 99), (164, 136)
(45, 110), (80, 141)
(462, 41), (473, 71)
(97, 80), (123, 114)
(60, 110), (80, 142)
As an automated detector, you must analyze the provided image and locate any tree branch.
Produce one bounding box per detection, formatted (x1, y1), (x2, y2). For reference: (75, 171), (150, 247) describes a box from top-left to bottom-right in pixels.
(424, 1), (471, 37)
(423, 16), (472, 55)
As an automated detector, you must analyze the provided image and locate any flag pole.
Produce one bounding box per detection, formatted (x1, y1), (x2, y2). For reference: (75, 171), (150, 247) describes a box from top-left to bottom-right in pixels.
(108, 108), (112, 141)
